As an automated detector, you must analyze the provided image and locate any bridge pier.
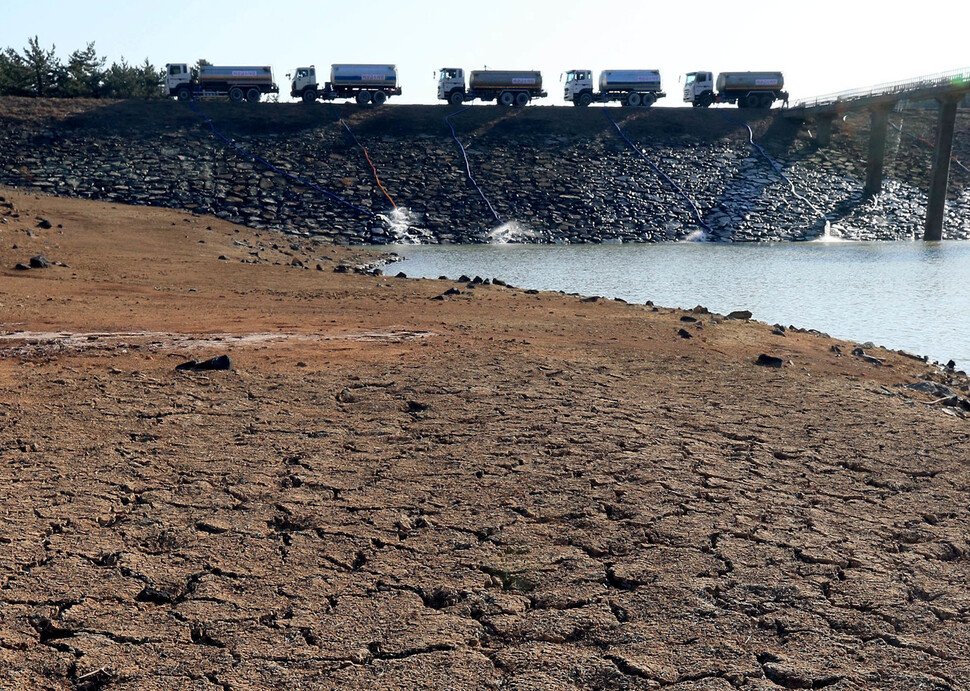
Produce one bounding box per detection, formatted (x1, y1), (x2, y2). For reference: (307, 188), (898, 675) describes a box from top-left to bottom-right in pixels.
(923, 95), (960, 241)
(815, 115), (835, 146)
(865, 106), (891, 196)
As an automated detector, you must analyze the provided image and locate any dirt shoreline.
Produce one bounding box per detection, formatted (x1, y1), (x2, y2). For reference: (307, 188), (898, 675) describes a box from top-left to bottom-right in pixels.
(2, 189), (969, 690)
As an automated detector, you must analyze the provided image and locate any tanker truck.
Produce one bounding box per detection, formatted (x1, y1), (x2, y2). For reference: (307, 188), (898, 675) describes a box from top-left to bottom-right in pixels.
(438, 68), (547, 107)
(564, 69), (666, 108)
(683, 71), (787, 109)
(290, 64), (402, 105)
(165, 63), (279, 102)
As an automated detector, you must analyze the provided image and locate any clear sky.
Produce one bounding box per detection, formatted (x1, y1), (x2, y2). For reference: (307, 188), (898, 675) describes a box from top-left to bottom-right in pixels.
(2, 0), (967, 105)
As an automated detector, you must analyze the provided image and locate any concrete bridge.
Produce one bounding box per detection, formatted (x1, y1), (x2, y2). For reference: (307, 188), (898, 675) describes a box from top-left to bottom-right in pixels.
(784, 67), (970, 240)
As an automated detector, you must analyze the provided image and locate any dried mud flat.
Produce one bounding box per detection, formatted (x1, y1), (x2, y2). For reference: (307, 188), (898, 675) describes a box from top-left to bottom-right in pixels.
(1, 189), (969, 690)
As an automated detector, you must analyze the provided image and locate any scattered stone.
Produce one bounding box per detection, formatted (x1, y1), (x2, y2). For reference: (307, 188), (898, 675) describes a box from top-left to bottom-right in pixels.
(29, 255), (51, 269)
(677, 328), (693, 339)
(406, 400), (429, 413)
(756, 354), (784, 368)
(336, 388), (357, 403)
(395, 271), (407, 278)
(680, 315), (697, 323)
(36, 219), (52, 229)
(175, 355), (232, 372)
(727, 310), (753, 320)
(14, 263), (30, 271)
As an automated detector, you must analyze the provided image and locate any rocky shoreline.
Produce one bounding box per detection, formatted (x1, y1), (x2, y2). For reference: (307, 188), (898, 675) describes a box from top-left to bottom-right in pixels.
(1, 98), (968, 244)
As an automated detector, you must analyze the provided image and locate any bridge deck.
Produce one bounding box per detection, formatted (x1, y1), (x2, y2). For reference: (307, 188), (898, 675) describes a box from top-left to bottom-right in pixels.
(785, 67), (970, 119)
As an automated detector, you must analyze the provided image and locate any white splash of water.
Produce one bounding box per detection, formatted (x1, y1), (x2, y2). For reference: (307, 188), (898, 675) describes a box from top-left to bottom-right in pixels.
(684, 229), (709, 242)
(487, 221), (536, 244)
(378, 207), (428, 244)
(814, 220), (847, 243)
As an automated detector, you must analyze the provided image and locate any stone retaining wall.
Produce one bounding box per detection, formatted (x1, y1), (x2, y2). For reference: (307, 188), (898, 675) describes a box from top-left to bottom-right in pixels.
(1, 100), (968, 243)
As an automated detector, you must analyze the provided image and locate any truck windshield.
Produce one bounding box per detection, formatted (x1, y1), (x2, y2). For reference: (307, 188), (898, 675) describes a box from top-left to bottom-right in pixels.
(685, 73), (696, 85)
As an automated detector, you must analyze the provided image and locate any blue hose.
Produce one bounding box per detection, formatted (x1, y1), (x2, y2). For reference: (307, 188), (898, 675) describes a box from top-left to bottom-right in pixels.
(723, 113), (828, 223)
(602, 101), (712, 238)
(445, 106), (503, 224)
(188, 98), (376, 218)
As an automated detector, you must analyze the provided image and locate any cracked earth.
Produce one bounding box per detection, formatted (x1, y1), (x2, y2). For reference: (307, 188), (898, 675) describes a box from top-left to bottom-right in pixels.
(1, 189), (969, 690)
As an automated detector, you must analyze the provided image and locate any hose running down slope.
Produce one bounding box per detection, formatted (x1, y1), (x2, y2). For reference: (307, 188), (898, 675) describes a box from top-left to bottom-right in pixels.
(445, 106), (503, 224)
(602, 102), (713, 238)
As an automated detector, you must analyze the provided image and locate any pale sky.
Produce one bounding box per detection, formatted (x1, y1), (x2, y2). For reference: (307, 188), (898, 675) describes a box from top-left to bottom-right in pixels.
(2, 0), (967, 105)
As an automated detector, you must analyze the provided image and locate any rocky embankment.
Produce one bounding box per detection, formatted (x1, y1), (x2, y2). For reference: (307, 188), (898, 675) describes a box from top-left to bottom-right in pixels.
(1, 98), (968, 243)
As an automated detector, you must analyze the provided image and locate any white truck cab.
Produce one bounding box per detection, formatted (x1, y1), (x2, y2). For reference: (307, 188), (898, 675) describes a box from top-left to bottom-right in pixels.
(165, 63), (191, 94)
(290, 66), (317, 100)
(683, 71), (715, 107)
(438, 68), (465, 105)
(564, 69), (594, 105)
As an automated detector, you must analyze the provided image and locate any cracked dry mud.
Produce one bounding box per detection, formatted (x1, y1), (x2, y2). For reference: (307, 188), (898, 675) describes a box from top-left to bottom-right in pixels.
(1, 190), (969, 690)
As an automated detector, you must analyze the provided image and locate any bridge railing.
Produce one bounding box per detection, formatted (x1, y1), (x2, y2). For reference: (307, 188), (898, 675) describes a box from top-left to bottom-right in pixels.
(792, 67), (970, 110)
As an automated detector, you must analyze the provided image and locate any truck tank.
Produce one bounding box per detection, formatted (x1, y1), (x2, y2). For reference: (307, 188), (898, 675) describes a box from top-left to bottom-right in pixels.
(469, 70), (542, 89)
(198, 66), (275, 84)
(330, 64), (398, 88)
(599, 70), (661, 92)
(716, 72), (784, 92)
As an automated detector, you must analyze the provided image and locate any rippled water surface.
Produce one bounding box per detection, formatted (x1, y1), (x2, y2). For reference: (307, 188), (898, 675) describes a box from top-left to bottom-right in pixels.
(390, 241), (970, 368)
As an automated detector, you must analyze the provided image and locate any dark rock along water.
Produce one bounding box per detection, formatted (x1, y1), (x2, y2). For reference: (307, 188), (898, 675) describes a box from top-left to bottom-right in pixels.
(390, 240), (970, 368)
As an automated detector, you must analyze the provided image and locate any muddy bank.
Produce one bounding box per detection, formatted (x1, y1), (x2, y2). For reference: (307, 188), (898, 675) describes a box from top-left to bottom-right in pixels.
(1, 98), (968, 244)
(2, 190), (970, 689)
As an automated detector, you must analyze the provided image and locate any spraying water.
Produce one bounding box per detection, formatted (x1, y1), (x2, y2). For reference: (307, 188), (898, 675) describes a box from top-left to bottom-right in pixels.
(487, 221), (536, 244)
(378, 207), (429, 244)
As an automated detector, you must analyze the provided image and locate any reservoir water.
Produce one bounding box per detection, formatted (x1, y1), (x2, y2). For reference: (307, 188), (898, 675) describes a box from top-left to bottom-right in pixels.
(389, 240), (970, 368)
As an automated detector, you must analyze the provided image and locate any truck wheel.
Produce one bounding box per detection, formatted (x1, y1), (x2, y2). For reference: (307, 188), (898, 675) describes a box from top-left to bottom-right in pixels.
(229, 87), (244, 103)
(577, 92), (593, 108)
(356, 91), (372, 106)
(499, 91), (514, 107)
(641, 93), (656, 108)
(700, 93), (714, 108)
(626, 92), (642, 107)
(176, 87), (192, 102)
(372, 90), (388, 105)
(449, 91), (464, 106)
(302, 90), (317, 104)
(246, 88), (261, 103)
(514, 92), (529, 107)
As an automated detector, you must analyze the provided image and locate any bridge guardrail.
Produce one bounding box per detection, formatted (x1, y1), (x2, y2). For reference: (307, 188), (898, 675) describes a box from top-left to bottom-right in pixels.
(792, 67), (970, 110)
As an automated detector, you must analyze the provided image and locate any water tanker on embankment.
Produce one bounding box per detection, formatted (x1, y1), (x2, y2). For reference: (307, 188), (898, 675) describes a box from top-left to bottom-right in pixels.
(564, 69), (666, 107)
(438, 68), (547, 106)
(289, 64), (402, 105)
(683, 71), (787, 109)
(165, 64), (279, 102)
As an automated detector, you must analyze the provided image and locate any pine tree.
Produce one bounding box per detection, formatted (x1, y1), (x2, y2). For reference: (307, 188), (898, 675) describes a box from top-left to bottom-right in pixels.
(62, 42), (105, 97)
(21, 36), (61, 96)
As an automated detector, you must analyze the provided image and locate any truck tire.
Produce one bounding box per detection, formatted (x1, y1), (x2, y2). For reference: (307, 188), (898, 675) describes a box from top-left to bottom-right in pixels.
(514, 91), (529, 107)
(246, 88), (261, 103)
(499, 91), (515, 107)
(700, 93), (714, 108)
(449, 90), (464, 106)
(302, 89), (317, 104)
(176, 87), (192, 102)
(641, 93), (656, 108)
(626, 92), (642, 107)
(577, 92), (593, 108)
(356, 91), (372, 106)
(372, 90), (388, 105)
(229, 87), (244, 103)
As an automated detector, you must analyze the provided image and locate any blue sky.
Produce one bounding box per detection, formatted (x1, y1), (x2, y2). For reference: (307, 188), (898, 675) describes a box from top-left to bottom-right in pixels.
(2, 0), (966, 105)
